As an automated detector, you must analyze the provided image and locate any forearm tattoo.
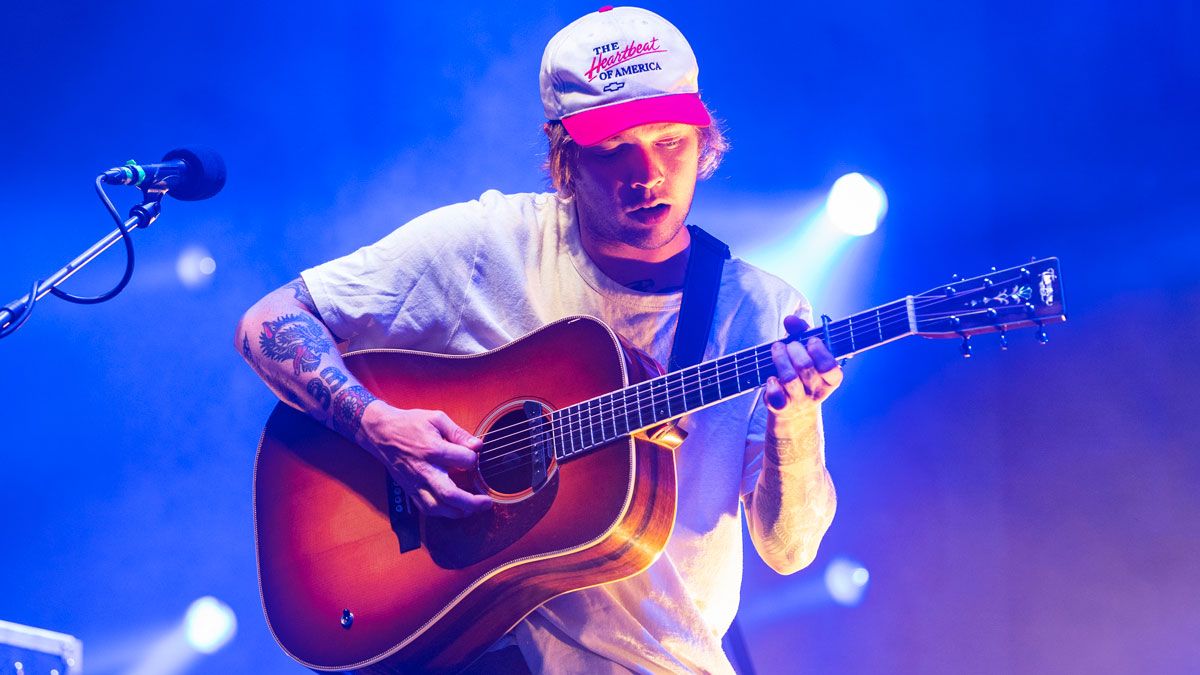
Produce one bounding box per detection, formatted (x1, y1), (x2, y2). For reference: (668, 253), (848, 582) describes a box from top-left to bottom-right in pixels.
(284, 278), (318, 315)
(242, 333), (252, 359)
(331, 385), (378, 436)
(306, 377), (332, 411)
(320, 366), (348, 393)
(749, 430), (836, 570)
(306, 366), (349, 411)
(259, 313), (333, 375)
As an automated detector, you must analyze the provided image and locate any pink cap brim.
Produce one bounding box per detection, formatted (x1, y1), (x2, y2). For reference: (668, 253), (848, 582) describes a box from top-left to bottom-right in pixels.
(561, 93), (711, 146)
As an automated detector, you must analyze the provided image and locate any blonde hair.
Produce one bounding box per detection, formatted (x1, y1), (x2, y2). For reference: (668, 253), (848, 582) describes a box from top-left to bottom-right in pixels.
(542, 107), (729, 197)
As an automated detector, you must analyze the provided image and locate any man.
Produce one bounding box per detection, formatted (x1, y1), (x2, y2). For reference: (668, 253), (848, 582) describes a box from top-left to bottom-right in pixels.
(237, 6), (840, 673)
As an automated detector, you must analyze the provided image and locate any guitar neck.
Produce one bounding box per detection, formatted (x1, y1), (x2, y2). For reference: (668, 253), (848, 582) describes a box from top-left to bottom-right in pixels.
(550, 297), (915, 462)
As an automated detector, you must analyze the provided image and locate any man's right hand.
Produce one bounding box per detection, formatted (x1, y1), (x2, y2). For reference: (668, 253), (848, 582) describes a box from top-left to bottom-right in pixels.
(236, 278), (491, 519)
(360, 402), (493, 519)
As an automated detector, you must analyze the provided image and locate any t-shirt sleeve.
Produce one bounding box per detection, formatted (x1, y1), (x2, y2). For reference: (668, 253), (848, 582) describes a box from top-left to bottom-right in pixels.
(741, 293), (815, 497)
(300, 198), (485, 351)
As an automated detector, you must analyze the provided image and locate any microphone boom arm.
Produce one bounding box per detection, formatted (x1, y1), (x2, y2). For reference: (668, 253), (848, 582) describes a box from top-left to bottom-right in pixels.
(0, 184), (163, 338)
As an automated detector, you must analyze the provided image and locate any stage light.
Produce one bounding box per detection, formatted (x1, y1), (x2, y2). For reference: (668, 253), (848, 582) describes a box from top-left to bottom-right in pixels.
(825, 173), (887, 236)
(176, 246), (217, 288)
(824, 557), (870, 606)
(183, 596), (237, 654)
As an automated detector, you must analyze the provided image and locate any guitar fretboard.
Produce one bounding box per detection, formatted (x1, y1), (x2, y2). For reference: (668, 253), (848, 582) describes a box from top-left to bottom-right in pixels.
(549, 297), (915, 461)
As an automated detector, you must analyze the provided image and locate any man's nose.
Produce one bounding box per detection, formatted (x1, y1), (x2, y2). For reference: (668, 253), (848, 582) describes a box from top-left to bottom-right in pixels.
(627, 146), (665, 190)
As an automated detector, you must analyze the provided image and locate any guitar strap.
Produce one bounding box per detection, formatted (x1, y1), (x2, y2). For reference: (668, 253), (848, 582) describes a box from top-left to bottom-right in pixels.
(668, 224), (730, 371)
(670, 227), (759, 675)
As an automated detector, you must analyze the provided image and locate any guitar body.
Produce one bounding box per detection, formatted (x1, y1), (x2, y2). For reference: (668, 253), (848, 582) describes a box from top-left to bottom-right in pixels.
(253, 316), (677, 673)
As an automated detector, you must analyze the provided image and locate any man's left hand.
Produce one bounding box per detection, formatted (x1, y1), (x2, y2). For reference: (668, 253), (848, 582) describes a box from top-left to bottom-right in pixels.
(763, 315), (843, 418)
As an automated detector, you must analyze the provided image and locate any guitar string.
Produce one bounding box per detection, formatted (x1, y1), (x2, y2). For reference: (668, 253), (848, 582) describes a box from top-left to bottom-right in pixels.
(474, 295), (1038, 458)
(477, 351), (782, 478)
(479, 319), (1033, 472)
(476, 347), (772, 457)
(477, 302), (1052, 474)
(472, 294), (947, 452)
(478, 341), (851, 474)
(477, 307), (1035, 467)
(478, 348), (780, 470)
(476, 341), (790, 465)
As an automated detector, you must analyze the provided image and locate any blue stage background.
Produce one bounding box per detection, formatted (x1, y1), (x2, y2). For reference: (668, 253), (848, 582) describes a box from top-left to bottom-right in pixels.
(1, 2), (1197, 673)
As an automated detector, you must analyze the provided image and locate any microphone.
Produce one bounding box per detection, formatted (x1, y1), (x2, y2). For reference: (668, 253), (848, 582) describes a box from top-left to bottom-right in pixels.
(101, 146), (226, 201)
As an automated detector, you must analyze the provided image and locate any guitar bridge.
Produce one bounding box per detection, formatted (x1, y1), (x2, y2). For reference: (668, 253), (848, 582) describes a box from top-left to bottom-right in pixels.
(524, 401), (552, 489)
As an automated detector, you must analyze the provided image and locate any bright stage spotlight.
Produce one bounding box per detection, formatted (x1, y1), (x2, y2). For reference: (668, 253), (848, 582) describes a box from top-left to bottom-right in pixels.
(825, 172), (887, 236)
(176, 245), (217, 289)
(125, 596), (237, 675)
(184, 596), (237, 654)
(824, 556), (870, 607)
(738, 554), (872, 627)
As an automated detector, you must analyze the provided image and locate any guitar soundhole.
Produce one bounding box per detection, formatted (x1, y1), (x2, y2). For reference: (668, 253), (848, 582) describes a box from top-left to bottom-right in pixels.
(476, 403), (555, 498)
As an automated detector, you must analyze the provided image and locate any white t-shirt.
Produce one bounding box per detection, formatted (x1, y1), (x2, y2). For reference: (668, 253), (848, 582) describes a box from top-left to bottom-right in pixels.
(302, 190), (809, 674)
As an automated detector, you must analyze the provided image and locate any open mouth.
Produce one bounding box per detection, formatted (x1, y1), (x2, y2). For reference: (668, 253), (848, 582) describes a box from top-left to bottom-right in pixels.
(628, 203), (670, 224)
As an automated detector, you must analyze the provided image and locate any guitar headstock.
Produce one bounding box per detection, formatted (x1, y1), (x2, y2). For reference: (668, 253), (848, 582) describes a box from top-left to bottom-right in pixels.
(913, 257), (1067, 353)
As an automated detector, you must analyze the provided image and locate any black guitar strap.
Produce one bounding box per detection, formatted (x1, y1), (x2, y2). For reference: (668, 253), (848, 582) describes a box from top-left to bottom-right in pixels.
(668, 224), (731, 371)
(669, 226), (759, 675)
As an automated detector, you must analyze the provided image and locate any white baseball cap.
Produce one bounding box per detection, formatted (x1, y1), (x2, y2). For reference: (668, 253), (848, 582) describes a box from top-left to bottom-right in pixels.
(540, 6), (711, 146)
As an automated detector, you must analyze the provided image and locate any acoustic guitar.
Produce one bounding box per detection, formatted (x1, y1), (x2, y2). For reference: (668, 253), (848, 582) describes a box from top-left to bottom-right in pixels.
(254, 258), (1066, 673)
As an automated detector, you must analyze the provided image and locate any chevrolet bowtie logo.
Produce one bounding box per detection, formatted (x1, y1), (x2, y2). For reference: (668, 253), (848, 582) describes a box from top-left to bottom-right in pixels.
(602, 82), (626, 93)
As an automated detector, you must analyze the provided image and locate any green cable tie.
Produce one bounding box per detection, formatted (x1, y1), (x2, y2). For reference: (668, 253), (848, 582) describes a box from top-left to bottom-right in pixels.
(123, 160), (145, 184)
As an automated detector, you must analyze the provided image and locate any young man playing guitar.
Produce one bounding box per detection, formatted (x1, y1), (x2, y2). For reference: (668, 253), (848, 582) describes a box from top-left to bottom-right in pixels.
(238, 7), (842, 673)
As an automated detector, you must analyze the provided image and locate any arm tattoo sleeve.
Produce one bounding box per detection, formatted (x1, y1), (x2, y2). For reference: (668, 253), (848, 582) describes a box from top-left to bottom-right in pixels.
(749, 430), (836, 571)
(259, 313), (334, 375)
(320, 366), (348, 393)
(282, 277), (343, 341)
(306, 377), (333, 411)
(283, 278), (318, 315)
(331, 385), (378, 437)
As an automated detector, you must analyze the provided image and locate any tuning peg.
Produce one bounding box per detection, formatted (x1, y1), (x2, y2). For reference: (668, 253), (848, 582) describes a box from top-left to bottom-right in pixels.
(987, 309), (1009, 350)
(943, 273), (960, 296)
(949, 316), (972, 357)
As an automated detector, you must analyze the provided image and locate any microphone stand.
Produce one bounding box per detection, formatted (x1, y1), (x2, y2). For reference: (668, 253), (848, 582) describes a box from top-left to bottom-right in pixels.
(0, 186), (165, 337)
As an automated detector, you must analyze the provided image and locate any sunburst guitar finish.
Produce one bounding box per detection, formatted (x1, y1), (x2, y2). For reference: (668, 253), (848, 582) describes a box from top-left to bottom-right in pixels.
(253, 316), (677, 673)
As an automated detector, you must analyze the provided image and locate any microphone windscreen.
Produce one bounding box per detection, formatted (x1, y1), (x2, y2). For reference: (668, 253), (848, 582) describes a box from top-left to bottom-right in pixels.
(162, 146), (227, 201)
